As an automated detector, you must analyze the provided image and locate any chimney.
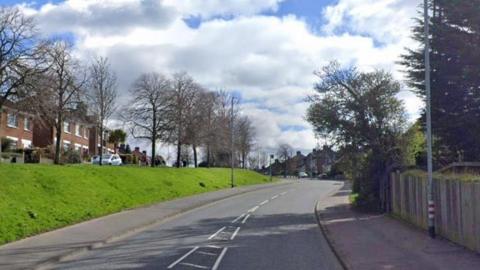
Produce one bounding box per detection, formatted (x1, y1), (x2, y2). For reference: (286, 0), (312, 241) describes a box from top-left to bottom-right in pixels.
(297, 151), (301, 156)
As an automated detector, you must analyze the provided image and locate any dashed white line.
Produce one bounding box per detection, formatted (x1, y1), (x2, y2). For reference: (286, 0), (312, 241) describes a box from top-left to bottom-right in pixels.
(179, 262), (209, 269)
(280, 191), (287, 196)
(241, 214), (251, 224)
(271, 195), (279, 200)
(260, 200), (269, 205)
(230, 227), (241, 240)
(167, 246), (199, 269)
(231, 213), (246, 223)
(208, 226), (226, 240)
(212, 247), (228, 270)
(248, 206), (259, 213)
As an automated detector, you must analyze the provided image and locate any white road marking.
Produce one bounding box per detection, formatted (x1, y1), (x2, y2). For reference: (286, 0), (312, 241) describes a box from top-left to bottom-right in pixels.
(208, 227), (226, 240)
(260, 200), (269, 205)
(230, 227), (241, 240)
(167, 246), (199, 269)
(212, 248), (228, 270)
(179, 262), (209, 269)
(231, 213), (246, 223)
(271, 195), (279, 200)
(241, 214), (251, 224)
(280, 191), (287, 196)
(197, 251), (217, 256)
(248, 206), (259, 213)
(206, 245), (222, 249)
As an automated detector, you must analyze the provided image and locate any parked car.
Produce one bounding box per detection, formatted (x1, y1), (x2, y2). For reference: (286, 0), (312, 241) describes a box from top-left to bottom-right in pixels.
(91, 154), (123, 166)
(298, 172), (309, 178)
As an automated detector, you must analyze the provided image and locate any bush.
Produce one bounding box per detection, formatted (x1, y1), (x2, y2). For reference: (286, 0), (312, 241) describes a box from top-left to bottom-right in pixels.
(62, 149), (82, 164)
(119, 154), (139, 165)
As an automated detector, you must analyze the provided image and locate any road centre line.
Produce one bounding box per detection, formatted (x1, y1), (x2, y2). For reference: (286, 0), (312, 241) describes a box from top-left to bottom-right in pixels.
(280, 191), (287, 196)
(231, 213), (246, 223)
(230, 227), (241, 240)
(208, 227), (226, 240)
(248, 206), (259, 213)
(212, 248), (228, 270)
(271, 195), (279, 200)
(241, 214), (251, 224)
(167, 246), (199, 269)
(260, 200), (269, 205)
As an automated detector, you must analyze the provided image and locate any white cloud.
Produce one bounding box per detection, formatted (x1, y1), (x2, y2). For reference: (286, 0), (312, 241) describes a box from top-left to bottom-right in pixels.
(17, 0), (422, 155)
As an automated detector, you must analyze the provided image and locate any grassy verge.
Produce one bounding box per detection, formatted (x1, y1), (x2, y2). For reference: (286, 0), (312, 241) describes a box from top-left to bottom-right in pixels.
(0, 164), (273, 245)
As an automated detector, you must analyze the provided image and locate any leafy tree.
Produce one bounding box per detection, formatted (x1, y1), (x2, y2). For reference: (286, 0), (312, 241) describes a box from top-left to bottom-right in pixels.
(307, 62), (406, 209)
(108, 129), (127, 153)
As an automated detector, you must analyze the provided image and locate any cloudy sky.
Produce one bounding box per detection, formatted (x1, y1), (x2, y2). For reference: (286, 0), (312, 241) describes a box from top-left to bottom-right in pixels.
(9, 0), (424, 158)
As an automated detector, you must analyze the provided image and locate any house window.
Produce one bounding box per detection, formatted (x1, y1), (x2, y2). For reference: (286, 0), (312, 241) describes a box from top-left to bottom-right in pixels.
(7, 113), (18, 128)
(64, 122), (70, 133)
(84, 128), (89, 139)
(75, 124), (81, 137)
(24, 117), (32, 131)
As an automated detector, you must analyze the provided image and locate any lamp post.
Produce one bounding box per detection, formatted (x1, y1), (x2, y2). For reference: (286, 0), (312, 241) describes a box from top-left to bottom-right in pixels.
(424, 0), (435, 238)
(230, 96), (235, 188)
(269, 154), (274, 182)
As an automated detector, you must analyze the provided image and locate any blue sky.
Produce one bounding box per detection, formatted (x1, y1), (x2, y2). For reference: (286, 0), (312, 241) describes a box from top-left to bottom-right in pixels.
(6, 0), (422, 156)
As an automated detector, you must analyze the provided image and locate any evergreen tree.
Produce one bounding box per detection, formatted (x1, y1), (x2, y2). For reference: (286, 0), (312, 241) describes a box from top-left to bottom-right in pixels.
(401, 0), (480, 165)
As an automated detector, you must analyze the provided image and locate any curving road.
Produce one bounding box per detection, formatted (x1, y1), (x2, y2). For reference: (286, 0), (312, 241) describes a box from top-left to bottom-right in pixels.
(52, 180), (343, 270)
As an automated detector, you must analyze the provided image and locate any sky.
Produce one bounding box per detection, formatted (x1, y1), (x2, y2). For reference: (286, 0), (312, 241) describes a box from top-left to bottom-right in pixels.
(8, 0), (424, 160)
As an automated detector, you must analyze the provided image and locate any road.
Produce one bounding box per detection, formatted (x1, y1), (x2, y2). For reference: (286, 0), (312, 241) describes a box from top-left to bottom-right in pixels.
(52, 180), (343, 270)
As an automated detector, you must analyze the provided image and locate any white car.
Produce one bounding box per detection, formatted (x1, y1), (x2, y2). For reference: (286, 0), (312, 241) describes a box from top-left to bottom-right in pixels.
(91, 154), (122, 166)
(298, 172), (309, 178)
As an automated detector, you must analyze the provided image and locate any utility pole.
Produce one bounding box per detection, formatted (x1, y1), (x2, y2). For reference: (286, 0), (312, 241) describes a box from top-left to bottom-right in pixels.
(424, 0), (435, 238)
(230, 96), (235, 188)
(269, 154), (274, 182)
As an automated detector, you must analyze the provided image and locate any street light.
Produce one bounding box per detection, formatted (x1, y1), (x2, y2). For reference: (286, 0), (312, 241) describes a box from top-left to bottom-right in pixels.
(424, 0), (435, 238)
(269, 154), (274, 182)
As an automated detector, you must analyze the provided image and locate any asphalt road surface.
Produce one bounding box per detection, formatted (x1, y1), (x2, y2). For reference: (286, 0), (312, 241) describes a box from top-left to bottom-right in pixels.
(52, 180), (343, 270)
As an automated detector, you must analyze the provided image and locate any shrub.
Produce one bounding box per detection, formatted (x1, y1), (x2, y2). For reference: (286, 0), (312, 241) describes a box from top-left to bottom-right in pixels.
(62, 149), (82, 164)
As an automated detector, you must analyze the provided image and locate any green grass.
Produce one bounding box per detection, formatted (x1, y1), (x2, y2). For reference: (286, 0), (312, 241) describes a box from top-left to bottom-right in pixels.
(0, 164), (273, 245)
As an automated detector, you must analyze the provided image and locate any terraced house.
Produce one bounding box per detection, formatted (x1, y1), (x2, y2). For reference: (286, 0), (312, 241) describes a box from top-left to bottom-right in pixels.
(0, 101), (35, 149)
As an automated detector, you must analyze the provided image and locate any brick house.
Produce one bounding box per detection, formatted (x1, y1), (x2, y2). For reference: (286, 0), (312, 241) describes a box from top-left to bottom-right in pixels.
(0, 102), (35, 149)
(33, 117), (93, 157)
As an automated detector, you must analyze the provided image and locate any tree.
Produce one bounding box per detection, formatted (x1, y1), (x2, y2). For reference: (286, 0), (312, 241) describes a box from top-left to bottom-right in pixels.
(236, 116), (255, 169)
(0, 7), (48, 109)
(108, 129), (127, 153)
(307, 61), (406, 209)
(88, 57), (117, 164)
(184, 86), (209, 167)
(124, 72), (171, 167)
(400, 0), (480, 164)
(277, 143), (293, 178)
(167, 72), (200, 168)
(35, 41), (86, 164)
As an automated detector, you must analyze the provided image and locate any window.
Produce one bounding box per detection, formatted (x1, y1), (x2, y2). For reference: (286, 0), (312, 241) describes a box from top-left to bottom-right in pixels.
(64, 122), (70, 133)
(75, 124), (81, 137)
(7, 113), (18, 128)
(24, 117), (32, 131)
(84, 128), (89, 139)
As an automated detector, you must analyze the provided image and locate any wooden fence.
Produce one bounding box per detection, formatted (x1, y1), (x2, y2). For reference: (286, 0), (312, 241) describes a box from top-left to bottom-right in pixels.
(391, 171), (480, 253)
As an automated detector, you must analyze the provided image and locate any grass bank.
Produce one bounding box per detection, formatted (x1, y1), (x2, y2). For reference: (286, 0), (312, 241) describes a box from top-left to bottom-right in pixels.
(0, 164), (273, 245)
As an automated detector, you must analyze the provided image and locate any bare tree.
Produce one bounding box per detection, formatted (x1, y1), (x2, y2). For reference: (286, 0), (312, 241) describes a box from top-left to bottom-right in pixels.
(277, 143), (293, 177)
(0, 7), (49, 109)
(124, 72), (171, 167)
(167, 72), (200, 168)
(88, 57), (117, 165)
(35, 41), (86, 164)
(236, 116), (255, 169)
(184, 85), (208, 167)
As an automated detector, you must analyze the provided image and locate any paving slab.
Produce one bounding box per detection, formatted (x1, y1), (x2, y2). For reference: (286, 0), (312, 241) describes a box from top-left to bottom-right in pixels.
(316, 183), (480, 270)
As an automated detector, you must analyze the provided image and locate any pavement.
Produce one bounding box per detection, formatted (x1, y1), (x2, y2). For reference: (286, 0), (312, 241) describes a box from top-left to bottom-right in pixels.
(0, 179), (344, 270)
(0, 180), (291, 270)
(316, 183), (480, 270)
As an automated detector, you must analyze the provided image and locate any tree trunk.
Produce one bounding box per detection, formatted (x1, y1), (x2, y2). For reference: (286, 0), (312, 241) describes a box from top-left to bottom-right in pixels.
(206, 144), (211, 168)
(54, 120), (62, 165)
(176, 140), (181, 168)
(151, 137), (156, 168)
(99, 125), (103, 166)
(193, 144), (198, 168)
